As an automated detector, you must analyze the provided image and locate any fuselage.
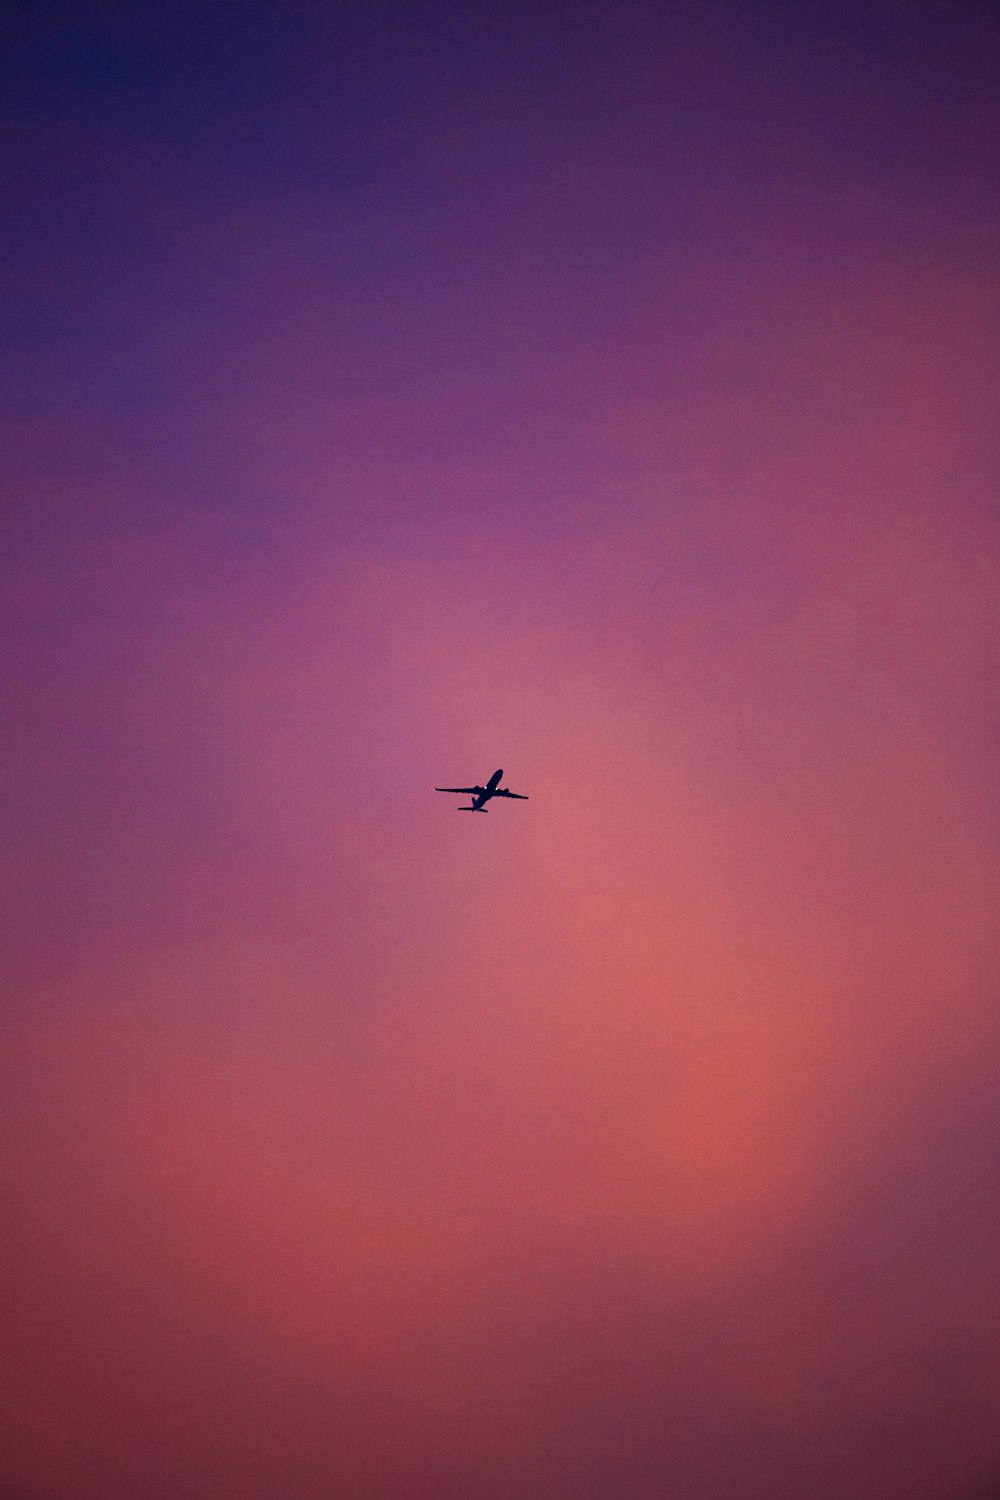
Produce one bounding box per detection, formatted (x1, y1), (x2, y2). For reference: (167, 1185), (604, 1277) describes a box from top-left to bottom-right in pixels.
(471, 768), (503, 809)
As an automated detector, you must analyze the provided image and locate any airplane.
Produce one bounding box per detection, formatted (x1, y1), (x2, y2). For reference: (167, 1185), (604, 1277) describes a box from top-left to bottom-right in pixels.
(434, 768), (529, 812)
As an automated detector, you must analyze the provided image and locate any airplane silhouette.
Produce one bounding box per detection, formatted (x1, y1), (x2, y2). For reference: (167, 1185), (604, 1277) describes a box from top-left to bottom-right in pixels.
(434, 768), (529, 812)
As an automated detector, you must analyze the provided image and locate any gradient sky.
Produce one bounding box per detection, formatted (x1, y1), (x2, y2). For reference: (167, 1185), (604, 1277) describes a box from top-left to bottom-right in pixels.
(2, 3), (999, 1498)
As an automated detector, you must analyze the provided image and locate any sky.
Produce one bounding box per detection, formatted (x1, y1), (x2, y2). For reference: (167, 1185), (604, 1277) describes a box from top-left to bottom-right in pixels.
(1, 1), (999, 1497)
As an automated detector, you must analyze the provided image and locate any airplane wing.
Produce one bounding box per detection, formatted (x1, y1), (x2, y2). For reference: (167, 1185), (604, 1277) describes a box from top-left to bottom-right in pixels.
(493, 790), (529, 799)
(435, 786), (483, 794)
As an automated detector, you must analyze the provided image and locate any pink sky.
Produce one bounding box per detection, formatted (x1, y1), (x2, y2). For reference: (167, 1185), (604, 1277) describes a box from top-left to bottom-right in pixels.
(2, 3), (999, 1497)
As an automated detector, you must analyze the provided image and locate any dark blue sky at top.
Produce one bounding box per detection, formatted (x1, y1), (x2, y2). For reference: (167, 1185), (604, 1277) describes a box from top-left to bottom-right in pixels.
(2, 0), (997, 561)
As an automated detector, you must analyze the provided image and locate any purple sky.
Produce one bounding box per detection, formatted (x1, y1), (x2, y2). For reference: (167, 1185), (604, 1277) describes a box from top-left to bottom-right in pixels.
(2, 3), (999, 1497)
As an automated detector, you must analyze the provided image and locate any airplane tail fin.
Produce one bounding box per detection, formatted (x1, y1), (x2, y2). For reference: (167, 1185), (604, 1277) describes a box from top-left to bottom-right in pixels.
(458, 806), (487, 812)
